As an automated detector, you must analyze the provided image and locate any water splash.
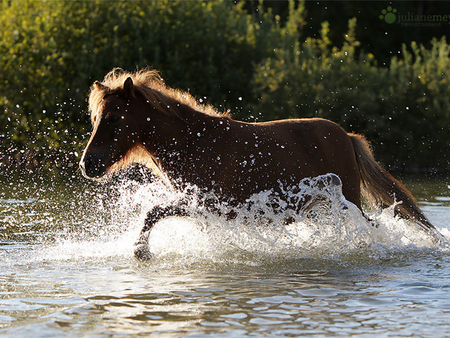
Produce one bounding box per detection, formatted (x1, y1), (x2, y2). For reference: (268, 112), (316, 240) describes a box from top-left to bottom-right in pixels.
(32, 173), (448, 265)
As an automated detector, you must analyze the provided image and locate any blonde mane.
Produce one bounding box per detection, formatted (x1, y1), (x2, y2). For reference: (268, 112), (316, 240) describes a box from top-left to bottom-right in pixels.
(88, 67), (227, 124)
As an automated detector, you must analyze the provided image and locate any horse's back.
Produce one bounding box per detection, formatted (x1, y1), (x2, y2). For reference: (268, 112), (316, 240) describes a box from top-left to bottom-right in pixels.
(257, 118), (354, 161)
(259, 117), (347, 138)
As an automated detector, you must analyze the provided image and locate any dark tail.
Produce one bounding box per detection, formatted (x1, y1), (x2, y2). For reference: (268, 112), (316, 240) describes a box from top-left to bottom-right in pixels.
(349, 133), (437, 233)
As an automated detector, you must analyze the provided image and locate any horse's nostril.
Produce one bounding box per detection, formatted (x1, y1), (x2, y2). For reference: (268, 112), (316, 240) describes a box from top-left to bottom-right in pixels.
(84, 156), (94, 168)
(86, 156), (98, 170)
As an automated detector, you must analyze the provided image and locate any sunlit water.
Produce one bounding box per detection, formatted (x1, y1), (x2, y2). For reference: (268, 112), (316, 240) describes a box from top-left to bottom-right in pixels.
(1, 172), (450, 337)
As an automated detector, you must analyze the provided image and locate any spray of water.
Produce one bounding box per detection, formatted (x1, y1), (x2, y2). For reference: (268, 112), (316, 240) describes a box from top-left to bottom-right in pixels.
(35, 172), (448, 265)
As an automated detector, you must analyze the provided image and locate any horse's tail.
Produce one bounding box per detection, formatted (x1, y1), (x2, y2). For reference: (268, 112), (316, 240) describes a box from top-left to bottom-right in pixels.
(349, 133), (436, 232)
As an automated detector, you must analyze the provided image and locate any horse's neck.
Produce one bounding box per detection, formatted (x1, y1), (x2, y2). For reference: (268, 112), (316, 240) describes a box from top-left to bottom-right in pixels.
(170, 102), (225, 135)
(143, 103), (210, 149)
(144, 104), (225, 173)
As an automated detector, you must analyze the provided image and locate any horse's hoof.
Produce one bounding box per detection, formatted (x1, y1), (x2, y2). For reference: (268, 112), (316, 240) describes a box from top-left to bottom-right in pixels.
(134, 231), (153, 260)
(134, 243), (154, 260)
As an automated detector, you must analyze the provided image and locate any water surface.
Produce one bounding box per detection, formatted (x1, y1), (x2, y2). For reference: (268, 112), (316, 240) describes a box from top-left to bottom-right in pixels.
(1, 173), (450, 337)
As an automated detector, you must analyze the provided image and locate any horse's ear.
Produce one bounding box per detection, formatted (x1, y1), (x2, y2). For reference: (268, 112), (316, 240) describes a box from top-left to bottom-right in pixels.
(123, 77), (135, 99)
(93, 81), (108, 92)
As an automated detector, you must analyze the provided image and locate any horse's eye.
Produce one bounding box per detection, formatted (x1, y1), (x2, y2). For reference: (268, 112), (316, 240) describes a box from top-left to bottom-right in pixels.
(108, 115), (122, 124)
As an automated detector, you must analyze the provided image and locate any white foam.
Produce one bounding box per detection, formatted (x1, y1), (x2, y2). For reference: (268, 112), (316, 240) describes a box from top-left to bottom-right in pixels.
(35, 174), (449, 264)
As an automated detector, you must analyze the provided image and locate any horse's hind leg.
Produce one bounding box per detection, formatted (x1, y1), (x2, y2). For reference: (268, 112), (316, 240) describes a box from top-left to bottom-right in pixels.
(134, 204), (188, 260)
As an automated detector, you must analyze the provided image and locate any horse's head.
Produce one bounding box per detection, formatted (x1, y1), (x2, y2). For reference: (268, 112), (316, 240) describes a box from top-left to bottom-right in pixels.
(80, 77), (147, 179)
(80, 68), (218, 180)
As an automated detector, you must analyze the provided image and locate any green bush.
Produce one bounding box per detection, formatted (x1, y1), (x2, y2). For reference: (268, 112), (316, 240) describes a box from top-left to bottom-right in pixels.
(1, 0), (449, 172)
(252, 18), (450, 171)
(0, 0), (275, 169)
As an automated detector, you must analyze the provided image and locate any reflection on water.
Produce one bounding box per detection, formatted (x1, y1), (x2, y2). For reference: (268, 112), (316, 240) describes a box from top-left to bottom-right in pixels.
(2, 253), (450, 337)
(1, 173), (450, 337)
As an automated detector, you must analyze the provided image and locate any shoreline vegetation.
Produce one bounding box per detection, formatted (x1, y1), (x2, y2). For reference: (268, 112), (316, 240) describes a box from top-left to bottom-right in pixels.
(1, 0), (449, 174)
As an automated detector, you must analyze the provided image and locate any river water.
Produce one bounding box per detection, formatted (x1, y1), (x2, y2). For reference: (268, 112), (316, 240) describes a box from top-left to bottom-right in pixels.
(1, 172), (450, 337)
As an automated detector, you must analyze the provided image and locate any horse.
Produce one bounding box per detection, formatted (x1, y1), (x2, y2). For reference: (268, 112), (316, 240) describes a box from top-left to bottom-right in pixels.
(79, 68), (443, 259)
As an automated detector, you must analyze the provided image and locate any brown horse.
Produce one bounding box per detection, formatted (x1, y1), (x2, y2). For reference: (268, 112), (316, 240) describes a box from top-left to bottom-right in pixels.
(80, 68), (443, 259)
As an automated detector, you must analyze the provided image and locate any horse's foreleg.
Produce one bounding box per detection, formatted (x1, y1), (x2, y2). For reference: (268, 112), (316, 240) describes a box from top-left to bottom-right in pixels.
(134, 204), (188, 260)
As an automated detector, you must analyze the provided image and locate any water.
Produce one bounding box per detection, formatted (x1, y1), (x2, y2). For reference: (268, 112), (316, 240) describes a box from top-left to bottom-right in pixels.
(1, 172), (450, 337)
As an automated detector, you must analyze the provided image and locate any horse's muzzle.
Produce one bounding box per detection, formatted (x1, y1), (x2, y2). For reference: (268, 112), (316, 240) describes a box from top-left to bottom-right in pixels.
(79, 154), (108, 179)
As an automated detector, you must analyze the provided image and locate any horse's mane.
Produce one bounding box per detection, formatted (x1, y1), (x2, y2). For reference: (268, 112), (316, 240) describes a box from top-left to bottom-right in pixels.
(88, 68), (228, 124)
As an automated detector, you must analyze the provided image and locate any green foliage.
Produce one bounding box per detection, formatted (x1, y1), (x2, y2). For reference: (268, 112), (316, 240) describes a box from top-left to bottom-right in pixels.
(252, 18), (450, 171)
(1, 0), (449, 172)
(0, 0), (280, 169)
